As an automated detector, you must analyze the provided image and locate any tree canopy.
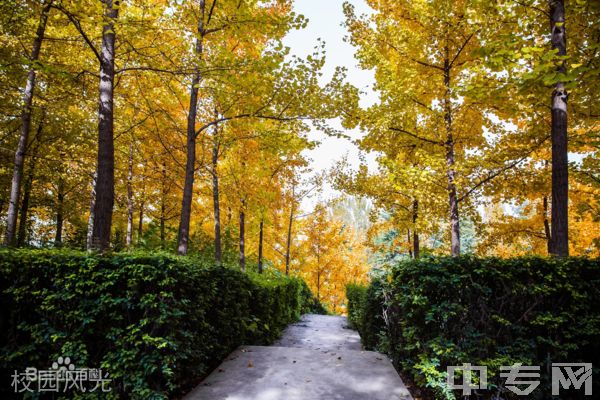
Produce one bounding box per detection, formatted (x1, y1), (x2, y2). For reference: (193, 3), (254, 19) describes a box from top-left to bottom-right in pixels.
(0, 0), (599, 312)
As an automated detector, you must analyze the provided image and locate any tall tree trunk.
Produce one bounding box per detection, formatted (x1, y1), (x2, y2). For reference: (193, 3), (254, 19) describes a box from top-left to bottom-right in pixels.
(543, 195), (552, 254)
(317, 271), (321, 302)
(17, 172), (34, 247)
(444, 48), (460, 256)
(90, 0), (119, 251)
(239, 204), (245, 271)
(86, 173), (97, 250)
(285, 203), (294, 276)
(5, 0), (52, 246)
(316, 250), (321, 301)
(126, 142), (134, 247)
(212, 122), (222, 264)
(17, 117), (44, 247)
(160, 163), (166, 249)
(177, 0), (206, 255)
(550, 0), (569, 257)
(412, 199), (420, 258)
(407, 229), (413, 258)
(160, 201), (166, 248)
(55, 177), (64, 246)
(137, 200), (144, 245)
(177, 122), (197, 255)
(258, 219), (264, 273)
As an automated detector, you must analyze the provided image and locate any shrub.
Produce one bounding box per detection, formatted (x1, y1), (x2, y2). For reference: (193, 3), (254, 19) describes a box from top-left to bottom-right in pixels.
(346, 283), (367, 330)
(0, 249), (319, 399)
(346, 256), (600, 399)
(346, 282), (386, 350)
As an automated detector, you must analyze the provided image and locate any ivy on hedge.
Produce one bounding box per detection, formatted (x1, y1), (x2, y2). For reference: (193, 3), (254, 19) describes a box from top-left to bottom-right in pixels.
(0, 249), (322, 399)
(346, 256), (600, 400)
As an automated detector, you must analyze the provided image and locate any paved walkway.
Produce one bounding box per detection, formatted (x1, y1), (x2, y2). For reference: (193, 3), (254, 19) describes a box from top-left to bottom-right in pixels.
(184, 314), (413, 400)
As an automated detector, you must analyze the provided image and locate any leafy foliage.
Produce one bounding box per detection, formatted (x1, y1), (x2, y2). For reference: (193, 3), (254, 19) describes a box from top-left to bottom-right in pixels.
(0, 249), (321, 399)
(295, 203), (368, 313)
(347, 256), (600, 399)
(336, 0), (600, 257)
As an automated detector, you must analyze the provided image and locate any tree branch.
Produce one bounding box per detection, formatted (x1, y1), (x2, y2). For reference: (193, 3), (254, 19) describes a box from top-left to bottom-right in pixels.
(389, 127), (444, 146)
(449, 31), (475, 69)
(54, 5), (102, 63)
(115, 66), (186, 75)
(195, 113), (308, 137)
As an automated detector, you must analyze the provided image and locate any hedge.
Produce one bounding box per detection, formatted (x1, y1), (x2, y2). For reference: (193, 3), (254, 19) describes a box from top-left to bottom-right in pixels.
(346, 283), (384, 349)
(0, 250), (322, 399)
(346, 283), (366, 330)
(346, 256), (600, 400)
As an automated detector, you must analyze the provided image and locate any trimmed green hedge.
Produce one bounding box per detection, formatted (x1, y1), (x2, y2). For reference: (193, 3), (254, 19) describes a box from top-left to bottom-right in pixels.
(0, 250), (321, 399)
(346, 283), (367, 330)
(347, 256), (600, 399)
(346, 283), (384, 349)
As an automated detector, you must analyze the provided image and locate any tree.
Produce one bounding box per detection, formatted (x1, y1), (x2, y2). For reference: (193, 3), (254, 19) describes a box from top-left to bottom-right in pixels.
(474, 0), (600, 257)
(174, 0), (304, 255)
(549, 0), (568, 257)
(299, 203), (367, 312)
(83, 0), (120, 251)
(173, 4), (353, 256)
(176, 0), (208, 256)
(284, 175), (321, 275)
(5, 0), (53, 246)
(343, 0), (498, 256)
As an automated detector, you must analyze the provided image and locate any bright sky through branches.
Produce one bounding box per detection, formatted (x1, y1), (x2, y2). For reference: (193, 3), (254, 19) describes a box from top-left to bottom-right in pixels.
(283, 0), (378, 208)
(282, 1), (587, 215)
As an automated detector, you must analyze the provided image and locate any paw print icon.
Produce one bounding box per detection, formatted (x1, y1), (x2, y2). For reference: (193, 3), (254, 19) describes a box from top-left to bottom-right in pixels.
(52, 356), (75, 378)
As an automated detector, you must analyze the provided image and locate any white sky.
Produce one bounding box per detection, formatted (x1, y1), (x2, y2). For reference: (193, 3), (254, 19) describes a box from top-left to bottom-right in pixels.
(282, 0), (378, 209)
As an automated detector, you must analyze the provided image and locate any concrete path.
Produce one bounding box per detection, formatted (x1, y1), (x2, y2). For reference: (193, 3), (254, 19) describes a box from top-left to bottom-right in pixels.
(184, 314), (413, 400)
(275, 314), (362, 351)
